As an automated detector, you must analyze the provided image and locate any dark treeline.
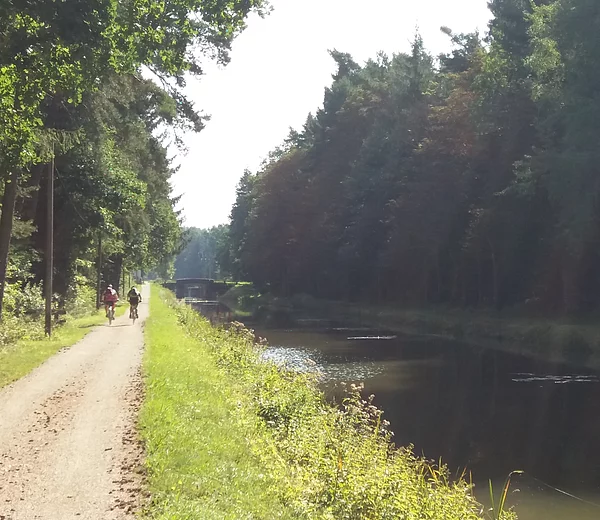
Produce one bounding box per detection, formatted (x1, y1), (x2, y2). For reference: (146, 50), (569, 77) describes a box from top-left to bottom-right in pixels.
(227, 0), (600, 313)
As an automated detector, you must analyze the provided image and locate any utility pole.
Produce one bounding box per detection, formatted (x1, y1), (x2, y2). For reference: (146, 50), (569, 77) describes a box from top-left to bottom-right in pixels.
(45, 153), (54, 337)
(96, 233), (102, 310)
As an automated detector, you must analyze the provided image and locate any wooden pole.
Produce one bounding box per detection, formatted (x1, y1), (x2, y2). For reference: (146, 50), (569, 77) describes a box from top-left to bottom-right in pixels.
(45, 154), (54, 336)
(96, 233), (102, 310)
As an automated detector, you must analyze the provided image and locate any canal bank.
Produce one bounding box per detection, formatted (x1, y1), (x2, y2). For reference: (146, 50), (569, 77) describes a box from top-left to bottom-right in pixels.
(221, 286), (600, 370)
(256, 326), (600, 520)
(144, 286), (506, 520)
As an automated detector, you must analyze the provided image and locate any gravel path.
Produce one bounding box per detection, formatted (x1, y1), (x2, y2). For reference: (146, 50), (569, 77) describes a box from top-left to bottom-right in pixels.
(0, 285), (148, 520)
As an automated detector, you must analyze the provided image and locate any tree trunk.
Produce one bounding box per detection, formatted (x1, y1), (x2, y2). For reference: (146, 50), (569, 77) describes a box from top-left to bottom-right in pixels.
(0, 171), (20, 320)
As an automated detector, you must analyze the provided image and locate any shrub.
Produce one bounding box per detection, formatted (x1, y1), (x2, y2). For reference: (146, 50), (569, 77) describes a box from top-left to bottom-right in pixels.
(65, 274), (97, 317)
(4, 281), (44, 318)
(0, 315), (44, 348)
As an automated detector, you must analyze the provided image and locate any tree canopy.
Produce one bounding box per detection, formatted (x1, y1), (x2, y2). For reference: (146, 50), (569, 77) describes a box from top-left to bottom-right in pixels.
(0, 0), (267, 318)
(226, 1), (600, 314)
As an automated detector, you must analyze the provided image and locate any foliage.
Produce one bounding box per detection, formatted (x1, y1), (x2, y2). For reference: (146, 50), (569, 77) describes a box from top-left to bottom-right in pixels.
(0, 0), (268, 168)
(0, 315), (44, 348)
(144, 287), (516, 519)
(65, 272), (97, 317)
(0, 0), (265, 322)
(225, 3), (600, 316)
(174, 225), (231, 280)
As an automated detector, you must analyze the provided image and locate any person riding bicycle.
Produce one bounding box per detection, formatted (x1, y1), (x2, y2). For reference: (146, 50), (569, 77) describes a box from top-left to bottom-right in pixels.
(127, 286), (142, 319)
(103, 284), (119, 317)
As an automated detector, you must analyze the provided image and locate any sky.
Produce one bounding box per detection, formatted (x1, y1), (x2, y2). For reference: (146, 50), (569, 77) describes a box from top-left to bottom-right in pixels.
(173, 0), (493, 229)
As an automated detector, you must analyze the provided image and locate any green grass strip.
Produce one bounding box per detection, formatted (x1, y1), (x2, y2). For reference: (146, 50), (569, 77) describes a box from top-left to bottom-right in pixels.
(0, 303), (127, 389)
(141, 285), (291, 520)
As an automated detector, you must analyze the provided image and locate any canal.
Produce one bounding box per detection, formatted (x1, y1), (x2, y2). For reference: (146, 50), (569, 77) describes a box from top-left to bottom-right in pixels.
(258, 326), (600, 520)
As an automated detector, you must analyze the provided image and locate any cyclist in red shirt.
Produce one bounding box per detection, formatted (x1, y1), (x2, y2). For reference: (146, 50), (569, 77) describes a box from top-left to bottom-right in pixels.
(103, 284), (119, 317)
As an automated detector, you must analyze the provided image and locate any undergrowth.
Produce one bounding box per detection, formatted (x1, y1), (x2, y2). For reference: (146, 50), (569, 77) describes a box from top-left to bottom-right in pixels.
(143, 286), (516, 520)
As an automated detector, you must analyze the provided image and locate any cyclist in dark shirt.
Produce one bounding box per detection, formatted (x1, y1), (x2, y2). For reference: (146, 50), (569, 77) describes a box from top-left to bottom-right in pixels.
(127, 286), (142, 319)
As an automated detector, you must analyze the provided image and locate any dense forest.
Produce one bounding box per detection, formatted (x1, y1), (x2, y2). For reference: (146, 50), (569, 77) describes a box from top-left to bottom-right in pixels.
(226, 0), (600, 314)
(0, 0), (265, 321)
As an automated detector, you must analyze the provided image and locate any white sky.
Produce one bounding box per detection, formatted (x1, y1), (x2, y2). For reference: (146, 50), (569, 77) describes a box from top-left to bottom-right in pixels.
(173, 0), (492, 229)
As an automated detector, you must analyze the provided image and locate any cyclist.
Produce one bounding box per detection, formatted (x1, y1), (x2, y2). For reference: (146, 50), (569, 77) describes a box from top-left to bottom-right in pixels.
(127, 286), (142, 319)
(103, 284), (119, 317)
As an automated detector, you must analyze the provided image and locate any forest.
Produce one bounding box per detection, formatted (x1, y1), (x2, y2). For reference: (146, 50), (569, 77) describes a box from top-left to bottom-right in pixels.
(0, 0), (265, 326)
(225, 0), (600, 314)
(174, 225), (229, 280)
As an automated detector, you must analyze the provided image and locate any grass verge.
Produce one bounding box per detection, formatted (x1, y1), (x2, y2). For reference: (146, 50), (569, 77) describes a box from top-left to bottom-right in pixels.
(141, 286), (291, 519)
(0, 303), (127, 389)
(142, 286), (515, 520)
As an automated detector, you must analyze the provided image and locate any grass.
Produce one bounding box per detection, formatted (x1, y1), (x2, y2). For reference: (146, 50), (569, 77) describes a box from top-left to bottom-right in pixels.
(142, 286), (516, 520)
(0, 302), (127, 389)
(141, 286), (292, 519)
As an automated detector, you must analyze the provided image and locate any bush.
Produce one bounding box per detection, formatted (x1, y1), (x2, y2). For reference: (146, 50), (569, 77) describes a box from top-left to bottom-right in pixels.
(0, 315), (44, 348)
(3, 281), (44, 318)
(65, 274), (97, 317)
(221, 283), (262, 311)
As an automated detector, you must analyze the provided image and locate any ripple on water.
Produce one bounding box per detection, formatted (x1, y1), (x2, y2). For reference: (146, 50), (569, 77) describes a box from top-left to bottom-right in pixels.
(261, 347), (384, 383)
(511, 373), (600, 384)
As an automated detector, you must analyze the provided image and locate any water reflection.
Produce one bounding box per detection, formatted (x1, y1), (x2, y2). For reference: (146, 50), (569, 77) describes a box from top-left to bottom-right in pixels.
(257, 328), (600, 520)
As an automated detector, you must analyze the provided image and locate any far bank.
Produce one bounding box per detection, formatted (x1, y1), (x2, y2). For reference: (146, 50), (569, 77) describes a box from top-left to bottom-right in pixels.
(221, 285), (600, 370)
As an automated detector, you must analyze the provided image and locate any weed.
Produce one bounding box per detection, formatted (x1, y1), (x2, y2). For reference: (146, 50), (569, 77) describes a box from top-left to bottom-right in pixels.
(488, 471), (523, 520)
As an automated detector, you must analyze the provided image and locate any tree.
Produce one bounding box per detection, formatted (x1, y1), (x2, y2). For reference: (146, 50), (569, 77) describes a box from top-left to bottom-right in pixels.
(0, 0), (267, 317)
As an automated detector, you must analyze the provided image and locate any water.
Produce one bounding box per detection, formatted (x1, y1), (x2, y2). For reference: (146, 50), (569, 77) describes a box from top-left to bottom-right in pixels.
(258, 328), (600, 519)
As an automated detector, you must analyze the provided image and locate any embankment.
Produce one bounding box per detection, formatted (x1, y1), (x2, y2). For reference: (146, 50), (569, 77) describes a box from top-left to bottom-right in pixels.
(142, 286), (513, 519)
(296, 299), (600, 370)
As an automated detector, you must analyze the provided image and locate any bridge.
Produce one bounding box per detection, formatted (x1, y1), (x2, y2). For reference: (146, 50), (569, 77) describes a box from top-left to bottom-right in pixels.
(162, 278), (233, 301)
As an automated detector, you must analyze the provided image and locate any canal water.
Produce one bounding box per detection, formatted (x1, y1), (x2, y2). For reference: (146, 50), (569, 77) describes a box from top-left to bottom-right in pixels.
(257, 327), (600, 520)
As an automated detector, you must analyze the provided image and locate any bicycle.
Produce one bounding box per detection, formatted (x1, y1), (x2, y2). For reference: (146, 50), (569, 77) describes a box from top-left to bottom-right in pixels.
(129, 302), (139, 324)
(104, 301), (117, 325)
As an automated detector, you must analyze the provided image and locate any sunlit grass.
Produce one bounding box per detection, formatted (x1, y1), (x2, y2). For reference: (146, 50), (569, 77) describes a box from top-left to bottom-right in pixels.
(141, 285), (291, 519)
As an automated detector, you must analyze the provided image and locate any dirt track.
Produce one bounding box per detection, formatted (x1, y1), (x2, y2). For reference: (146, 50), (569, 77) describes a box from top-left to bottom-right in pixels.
(0, 285), (148, 520)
